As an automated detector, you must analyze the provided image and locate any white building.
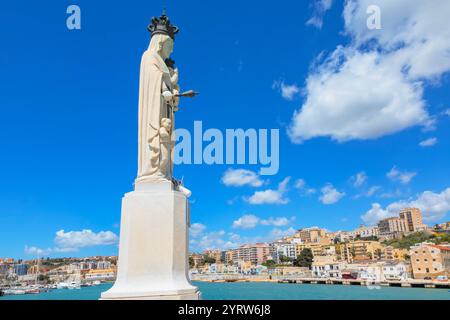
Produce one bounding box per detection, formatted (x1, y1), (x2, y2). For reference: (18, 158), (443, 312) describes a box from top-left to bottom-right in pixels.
(382, 262), (408, 281)
(312, 256), (345, 278)
(273, 242), (297, 262)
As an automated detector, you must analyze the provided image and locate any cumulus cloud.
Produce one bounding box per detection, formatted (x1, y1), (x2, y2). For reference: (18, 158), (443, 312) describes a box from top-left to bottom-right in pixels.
(261, 216), (295, 227)
(319, 184), (345, 204)
(361, 203), (392, 225)
(221, 168), (264, 187)
(352, 171), (368, 187)
(306, 0), (334, 29)
(232, 214), (294, 229)
(294, 178), (316, 195)
(387, 166), (417, 184)
(273, 80), (300, 101)
(24, 246), (51, 257)
(419, 137), (438, 147)
(245, 177), (290, 205)
(25, 229), (119, 256)
(268, 227), (297, 240)
(190, 223), (207, 238)
(361, 187), (450, 225)
(289, 0), (450, 143)
(232, 214), (260, 229)
(54, 229), (118, 251)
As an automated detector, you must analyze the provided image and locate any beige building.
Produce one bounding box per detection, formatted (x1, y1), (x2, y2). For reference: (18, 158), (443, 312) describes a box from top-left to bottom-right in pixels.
(378, 217), (407, 236)
(203, 249), (222, 263)
(382, 246), (408, 261)
(337, 240), (383, 263)
(232, 243), (271, 265)
(295, 227), (327, 244)
(410, 243), (450, 279)
(399, 208), (424, 232)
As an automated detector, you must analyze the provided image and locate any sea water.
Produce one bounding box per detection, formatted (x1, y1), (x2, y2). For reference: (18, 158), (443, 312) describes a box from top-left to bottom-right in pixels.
(1, 282), (449, 300)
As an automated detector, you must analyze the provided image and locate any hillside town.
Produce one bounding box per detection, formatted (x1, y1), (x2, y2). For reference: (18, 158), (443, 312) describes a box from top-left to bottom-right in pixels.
(189, 208), (450, 287)
(1, 208), (449, 296)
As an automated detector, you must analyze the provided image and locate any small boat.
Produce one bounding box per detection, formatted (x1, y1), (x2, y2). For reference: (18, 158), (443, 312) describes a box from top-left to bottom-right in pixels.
(26, 288), (40, 294)
(93, 280), (101, 286)
(56, 282), (70, 289)
(68, 281), (81, 290)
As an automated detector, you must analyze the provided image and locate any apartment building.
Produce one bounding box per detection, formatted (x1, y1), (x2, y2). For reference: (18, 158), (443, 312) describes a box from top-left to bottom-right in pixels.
(232, 243), (271, 265)
(399, 208), (425, 232)
(410, 243), (450, 279)
(337, 240), (383, 263)
(295, 227), (327, 243)
(378, 217), (407, 237)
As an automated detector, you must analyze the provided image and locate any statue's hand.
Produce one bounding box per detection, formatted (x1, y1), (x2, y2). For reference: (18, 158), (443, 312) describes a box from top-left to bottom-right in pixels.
(162, 90), (174, 103)
(173, 89), (180, 107)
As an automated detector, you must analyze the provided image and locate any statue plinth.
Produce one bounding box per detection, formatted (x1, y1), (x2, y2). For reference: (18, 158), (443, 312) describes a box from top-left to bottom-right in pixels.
(101, 181), (200, 300)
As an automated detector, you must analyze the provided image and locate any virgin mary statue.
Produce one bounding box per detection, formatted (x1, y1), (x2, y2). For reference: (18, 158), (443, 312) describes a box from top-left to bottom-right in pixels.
(135, 14), (179, 184)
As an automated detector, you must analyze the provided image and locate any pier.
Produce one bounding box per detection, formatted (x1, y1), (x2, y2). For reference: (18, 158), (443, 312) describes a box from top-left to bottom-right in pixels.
(190, 274), (450, 289)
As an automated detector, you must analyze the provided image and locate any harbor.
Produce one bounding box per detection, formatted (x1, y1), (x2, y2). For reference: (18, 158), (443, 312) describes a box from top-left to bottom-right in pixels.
(0, 282), (449, 300)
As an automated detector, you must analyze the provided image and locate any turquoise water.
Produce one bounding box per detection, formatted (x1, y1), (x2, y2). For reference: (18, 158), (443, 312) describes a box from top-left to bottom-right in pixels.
(1, 282), (449, 300)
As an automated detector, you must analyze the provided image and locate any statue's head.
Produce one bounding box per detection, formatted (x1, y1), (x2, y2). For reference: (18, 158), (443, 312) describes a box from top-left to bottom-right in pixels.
(161, 118), (172, 131)
(147, 12), (178, 60)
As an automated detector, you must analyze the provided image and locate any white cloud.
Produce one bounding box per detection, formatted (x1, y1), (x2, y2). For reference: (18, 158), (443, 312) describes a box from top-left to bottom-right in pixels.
(246, 177), (290, 205)
(387, 166), (417, 184)
(232, 214), (260, 229)
(361, 203), (392, 225)
(366, 186), (381, 197)
(24, 246), (51, 257)
(260, 217), (293, 227)
(268, 227), (297, 240)
(54, 229), (118, 251)
(289, 0), (450, 143)
(362, 187), (450, 225)
(294, 178), (316, 195)
(190, 223), (207, 238)
(352, 171), (367, 187)
(419, 137), (438, 147)
(273, 80), (300, 101)
(306, 0), (334, 29)
(319, 184), (345, 204)
(221, 168), (263, 187)
(444, 109), (450, 116)
(25, 229), (119, 256)
(232, 214), (294, 229)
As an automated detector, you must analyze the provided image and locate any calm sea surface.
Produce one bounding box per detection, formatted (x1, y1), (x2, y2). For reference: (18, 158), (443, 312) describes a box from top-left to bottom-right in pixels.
(1, 282), (449, 300)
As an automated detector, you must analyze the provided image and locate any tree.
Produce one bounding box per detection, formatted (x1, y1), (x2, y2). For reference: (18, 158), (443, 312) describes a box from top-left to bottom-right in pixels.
(294, 248), (313, 268)
(202, 255), (216, 265)
(188, 256), (194, 268)
(262, 260), (276, 267)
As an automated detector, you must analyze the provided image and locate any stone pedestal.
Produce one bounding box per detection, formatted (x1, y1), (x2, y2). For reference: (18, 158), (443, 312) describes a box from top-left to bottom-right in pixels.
(101, 181), (200, 300)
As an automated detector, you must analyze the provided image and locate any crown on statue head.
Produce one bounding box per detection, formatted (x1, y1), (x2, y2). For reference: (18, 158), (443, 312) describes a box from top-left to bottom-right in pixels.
(148, 11), (179, 40)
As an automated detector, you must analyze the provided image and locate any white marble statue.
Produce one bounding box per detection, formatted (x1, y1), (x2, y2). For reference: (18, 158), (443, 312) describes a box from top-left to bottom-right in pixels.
(101, 12), (200, 300)
(136, 33), (179, 184)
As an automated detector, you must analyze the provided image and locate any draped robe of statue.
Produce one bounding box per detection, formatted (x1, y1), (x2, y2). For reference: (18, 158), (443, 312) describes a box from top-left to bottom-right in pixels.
(136, 35), (175, 183)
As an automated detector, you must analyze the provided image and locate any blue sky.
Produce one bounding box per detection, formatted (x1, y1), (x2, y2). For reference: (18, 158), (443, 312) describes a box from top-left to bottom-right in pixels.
(0, 0), (449, 258)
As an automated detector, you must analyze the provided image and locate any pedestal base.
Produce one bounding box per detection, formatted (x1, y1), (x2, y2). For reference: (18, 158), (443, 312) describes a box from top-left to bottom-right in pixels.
(101, 289), (201, 300)
(101, 181), (200, 300)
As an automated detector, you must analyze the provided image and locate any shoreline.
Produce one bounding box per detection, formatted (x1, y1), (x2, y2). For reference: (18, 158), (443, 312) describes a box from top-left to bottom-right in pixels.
(191, 276), (450, 289)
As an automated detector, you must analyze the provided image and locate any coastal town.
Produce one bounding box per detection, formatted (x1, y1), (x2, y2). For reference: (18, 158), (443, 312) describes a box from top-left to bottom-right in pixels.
(190, 208), (450, 289)
(1, 207), (449, 297)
